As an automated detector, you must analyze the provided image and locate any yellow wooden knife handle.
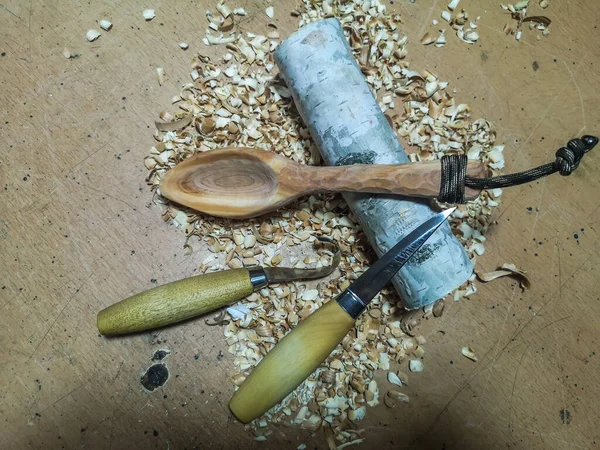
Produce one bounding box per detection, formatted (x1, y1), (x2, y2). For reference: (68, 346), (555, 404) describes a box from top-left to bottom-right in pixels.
(229, 300), (355, 423)
(97, 269), (254, 335)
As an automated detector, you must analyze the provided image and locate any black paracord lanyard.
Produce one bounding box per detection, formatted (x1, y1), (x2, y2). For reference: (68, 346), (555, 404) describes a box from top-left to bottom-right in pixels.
(438, 135), (598, 204)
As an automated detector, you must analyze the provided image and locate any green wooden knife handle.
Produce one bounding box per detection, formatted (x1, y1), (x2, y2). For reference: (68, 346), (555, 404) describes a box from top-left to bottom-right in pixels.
(97, 269), (254, 335)
(229, 300), (356, 423)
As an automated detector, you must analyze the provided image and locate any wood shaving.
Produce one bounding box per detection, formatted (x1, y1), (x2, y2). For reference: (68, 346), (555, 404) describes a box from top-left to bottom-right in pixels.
(476, 263), (530, 290)
(420, 33), (435, 45)
(144, 0), (505, 446)
(397, 371), (409, 385)
(143, 9), (156, 21)
(522, 15), (551, 26)
(435, 31), (447, 47)
(501, 1), (551, 40)
(216, 0), (232, 18)
(461, 346), (478, 361)
(513, 0), (530, 10)
(387, 389), (409, 403)
(155, 115), (192, 132)
(227, 304), (250, 320)
(448, 0), (460, 11)
(387, 372), (402, 387)
(428, 8), (479, 46)
(156, 67), (166, 86)
(62, 48), (78, 59)
(86, 29), (101, 42)
(457, 28), (479, 44)
(409, 360), (424, 373)
(336, 439), (364, 450)
(205, 310), (230, 326)
(99, 20), (113, 31)
(432, 299), (445, 317)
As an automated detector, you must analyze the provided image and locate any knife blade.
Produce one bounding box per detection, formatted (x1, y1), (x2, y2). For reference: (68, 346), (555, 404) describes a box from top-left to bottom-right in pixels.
(229, 208), (455, 423)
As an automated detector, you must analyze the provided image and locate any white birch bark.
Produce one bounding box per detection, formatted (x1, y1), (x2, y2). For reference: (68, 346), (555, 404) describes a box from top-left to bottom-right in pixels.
(275, 19), (472, 309)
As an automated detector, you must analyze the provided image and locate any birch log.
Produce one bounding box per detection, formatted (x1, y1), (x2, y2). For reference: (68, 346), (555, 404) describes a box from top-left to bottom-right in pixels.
(275, 18), (472, 310)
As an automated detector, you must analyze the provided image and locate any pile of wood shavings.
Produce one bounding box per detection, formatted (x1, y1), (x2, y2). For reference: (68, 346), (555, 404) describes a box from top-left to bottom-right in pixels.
(422, 0), (480, 47)
(144, 0), (505, 446)
(501, 0), (551, 40)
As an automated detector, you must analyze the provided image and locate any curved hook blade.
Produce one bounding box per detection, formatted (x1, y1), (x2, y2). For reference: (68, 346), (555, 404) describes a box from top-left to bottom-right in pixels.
(263, 237), (341, 283)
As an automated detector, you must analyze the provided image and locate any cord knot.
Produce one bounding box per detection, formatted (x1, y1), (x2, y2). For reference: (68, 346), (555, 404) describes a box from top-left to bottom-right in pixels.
(444, 135), (596, 203)
(554, 138), (588, 176)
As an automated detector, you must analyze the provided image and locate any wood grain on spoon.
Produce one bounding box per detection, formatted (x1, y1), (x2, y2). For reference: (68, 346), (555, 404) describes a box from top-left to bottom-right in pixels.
(159, 147), (487, 218)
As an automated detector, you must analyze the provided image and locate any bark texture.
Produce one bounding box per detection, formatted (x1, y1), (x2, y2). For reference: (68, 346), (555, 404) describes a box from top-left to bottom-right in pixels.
(275, 18), (473, 309)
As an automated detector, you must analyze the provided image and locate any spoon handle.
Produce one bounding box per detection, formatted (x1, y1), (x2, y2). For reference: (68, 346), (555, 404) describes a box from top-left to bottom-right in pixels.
(299, 159), (486, 200)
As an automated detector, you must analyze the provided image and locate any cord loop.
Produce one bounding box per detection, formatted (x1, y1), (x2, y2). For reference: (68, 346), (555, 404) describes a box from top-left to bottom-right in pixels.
(438, 135), (597, 203)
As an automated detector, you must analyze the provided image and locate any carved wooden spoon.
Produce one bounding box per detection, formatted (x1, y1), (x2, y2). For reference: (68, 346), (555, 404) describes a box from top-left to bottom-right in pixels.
(159, 147), (486, 219)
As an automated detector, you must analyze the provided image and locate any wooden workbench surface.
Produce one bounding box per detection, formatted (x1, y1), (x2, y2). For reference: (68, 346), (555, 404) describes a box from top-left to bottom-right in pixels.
(1, 0), (599, 448)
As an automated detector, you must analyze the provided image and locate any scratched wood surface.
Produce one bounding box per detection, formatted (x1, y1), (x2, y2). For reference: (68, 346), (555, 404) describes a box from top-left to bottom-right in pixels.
(1, 0), (599, 449)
